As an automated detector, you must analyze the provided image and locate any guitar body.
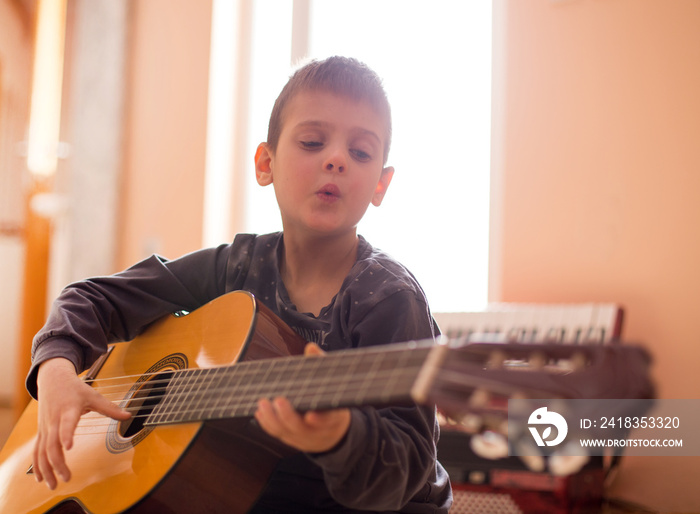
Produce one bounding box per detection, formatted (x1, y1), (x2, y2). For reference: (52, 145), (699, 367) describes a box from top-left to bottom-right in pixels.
(0, 291), (307, 514)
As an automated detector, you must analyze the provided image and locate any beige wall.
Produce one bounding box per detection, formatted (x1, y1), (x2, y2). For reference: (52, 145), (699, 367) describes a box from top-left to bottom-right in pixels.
(117, 0), (212, 268)
(497, 0), (700, 401)
(495, 0), (700, 510)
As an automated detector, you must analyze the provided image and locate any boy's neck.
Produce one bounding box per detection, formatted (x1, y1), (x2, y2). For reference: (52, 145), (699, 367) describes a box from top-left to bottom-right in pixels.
(280, 231), (359, 316)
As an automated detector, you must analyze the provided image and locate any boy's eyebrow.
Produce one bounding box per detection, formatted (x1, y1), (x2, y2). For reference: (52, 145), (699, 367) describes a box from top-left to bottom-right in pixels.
(294, 120), (382, 144)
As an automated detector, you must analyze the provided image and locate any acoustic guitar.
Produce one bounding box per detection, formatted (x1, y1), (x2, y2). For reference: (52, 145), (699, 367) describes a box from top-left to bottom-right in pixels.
(0, 291), (652, 513)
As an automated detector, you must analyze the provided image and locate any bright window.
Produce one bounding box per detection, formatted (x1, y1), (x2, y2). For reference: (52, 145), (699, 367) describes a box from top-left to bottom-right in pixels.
(210, 0), (492, 312)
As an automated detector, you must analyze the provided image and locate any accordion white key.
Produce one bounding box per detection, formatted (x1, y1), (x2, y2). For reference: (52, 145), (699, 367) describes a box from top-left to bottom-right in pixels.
(434, 303), (623, 344)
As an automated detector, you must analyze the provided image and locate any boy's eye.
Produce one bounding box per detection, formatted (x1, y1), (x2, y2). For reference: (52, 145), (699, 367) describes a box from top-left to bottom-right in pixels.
(300, 141), (323, 150)
(350, 148), (372, 162)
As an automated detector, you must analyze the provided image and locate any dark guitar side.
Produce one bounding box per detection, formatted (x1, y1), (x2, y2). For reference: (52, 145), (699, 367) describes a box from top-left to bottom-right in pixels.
(124, 418), (295, 513)
(0, 291), (308, 514)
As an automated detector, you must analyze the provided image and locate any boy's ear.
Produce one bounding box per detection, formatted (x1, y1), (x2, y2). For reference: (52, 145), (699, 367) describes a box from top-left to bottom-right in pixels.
(371, 166), (394, 207)
(255, 143), (274, 186)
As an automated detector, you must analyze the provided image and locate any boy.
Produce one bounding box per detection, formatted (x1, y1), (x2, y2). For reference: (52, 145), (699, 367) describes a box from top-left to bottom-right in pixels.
(28, 56), (452, 512)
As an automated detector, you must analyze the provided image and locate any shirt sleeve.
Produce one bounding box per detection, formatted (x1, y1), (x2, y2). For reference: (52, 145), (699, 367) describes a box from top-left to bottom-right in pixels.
(308, 289), (450, 512)
(26, 243), (237, 398)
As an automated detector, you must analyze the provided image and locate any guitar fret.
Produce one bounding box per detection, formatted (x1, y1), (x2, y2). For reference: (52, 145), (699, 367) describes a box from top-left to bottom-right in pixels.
(387, 352), (427, 402)
(169, 369), (199, 423)
(296, 354), (346, 411)
(229, 358), (293, 418)
(191, 367), (216, 420)
(216, 366), (242, 419)
(261, 358), (291, 401)
(240, 360), (275, 416)
(188, 369), (209, 421)
(382, 351), (407, 403)
(355, 353), (383, 405)
(180, 368), (205, 421)
(149, 369), (188, 425)
(146, 381), (165, 425)
(294, 356), (321, 410)
(280, 356), (303, 400)
(203, 366), (229, 419)
(306, 356), (332, 411)
(229, 360), (268, 418)
(330, 352), (360, 408)
(298, 361), (420, 409)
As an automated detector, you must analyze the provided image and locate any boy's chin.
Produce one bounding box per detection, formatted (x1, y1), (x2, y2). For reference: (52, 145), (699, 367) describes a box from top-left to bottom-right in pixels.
(285, 216), (353, 236)
(295, 223), (359, 240)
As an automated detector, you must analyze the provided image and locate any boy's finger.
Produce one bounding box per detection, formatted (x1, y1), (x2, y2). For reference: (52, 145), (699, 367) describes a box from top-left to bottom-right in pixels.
(32, 434), (45, 483)
(255, 398), (277, 425)
(271, 397), (305, 431)
(303, 343), (324, 357)
(255, 398), (288, 439)
(304, 409), (331, 426)
(45, 429), (71, 484)
(91, 390), (131, 420)
(304, 408), (350, 433)
(58, 409), (81, 451)
(256, 397), (302, 436)
(40, 441), (62, 489)
(37, 453), (57, 490)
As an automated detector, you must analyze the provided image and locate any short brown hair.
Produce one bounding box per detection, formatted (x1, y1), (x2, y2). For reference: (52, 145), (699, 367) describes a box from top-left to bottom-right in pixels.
(266, 56), (392, 164)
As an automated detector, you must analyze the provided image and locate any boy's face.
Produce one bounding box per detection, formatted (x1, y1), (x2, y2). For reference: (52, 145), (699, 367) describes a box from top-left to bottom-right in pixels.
(255, 90), (394, 239)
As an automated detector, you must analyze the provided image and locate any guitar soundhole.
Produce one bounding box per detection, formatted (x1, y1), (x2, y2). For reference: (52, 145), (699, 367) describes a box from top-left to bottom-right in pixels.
(119, 371), (174, 439)
(106, 352), (187, 453)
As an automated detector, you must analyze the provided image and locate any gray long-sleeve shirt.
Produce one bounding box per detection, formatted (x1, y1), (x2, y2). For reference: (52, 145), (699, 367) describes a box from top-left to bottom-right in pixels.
(28, 232), (452, 513)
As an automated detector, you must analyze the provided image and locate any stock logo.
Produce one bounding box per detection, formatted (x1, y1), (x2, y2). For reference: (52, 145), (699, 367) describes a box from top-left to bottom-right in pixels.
(528, 406), (568, 447)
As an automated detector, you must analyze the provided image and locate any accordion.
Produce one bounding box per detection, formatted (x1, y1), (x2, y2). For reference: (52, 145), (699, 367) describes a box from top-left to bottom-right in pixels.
(433, 303), (625, 514)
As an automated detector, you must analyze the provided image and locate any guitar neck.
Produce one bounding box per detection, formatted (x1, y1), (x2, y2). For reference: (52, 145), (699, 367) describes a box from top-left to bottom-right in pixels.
(147, 343), (439, 426)
(145, 337), (654, 428)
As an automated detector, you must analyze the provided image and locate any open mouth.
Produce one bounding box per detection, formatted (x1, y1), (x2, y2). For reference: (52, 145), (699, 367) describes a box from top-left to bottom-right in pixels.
(317, 184), (340, 199)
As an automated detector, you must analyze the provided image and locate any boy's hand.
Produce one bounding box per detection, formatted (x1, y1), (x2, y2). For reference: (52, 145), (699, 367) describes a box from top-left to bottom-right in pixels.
(254, 397), (351, 453)
(254, 343), (351, 453)
(33, 358), (131, 490)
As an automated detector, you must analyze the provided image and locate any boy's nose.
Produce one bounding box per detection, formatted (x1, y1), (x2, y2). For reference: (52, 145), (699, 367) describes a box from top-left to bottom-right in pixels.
(326, 162), (345, 173)
(323, 148), (346, 173)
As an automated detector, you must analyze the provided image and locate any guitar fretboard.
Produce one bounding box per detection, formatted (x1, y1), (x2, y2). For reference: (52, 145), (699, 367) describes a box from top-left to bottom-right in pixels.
(146, 343), (436, 426)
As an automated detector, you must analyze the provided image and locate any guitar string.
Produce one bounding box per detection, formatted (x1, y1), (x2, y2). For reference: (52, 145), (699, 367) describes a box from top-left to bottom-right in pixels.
(79, 348), (426, 388)
(90, 369), (420, 413)
(70, 364), (426, 434)
(79, 366), (423, 419)
(72, 395), (420, 435)
(82, 348), (430, 401)
(85, 370), (422, 403)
